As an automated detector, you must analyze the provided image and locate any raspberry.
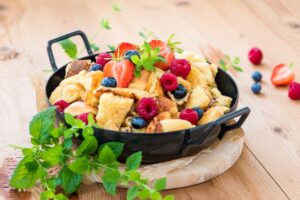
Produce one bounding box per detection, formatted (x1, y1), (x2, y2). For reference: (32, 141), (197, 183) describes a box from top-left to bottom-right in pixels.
(160, 73), (178, 91)
(179, 108), (198, 125)
(170, 59), (191, 79)
(54, 100), (69, 113)
(248, 47), (263, 65)
(137, 97), (159, 121)
(288, 81), (300, 100)
(96, 52), (112, 67)
(76, 113), (90, 125)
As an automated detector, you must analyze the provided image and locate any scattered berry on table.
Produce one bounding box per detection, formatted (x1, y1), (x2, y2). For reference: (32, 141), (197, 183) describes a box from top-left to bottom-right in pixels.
(131, 117), (148, 129)
(170, 59), (191, 79)
(90, 64), (102, 71)
(288, 81), (300, 100)
(160, 73), (178, 91)
(137, 97), (159, 121)
(124, 50), (140, 61)
(180, 108), (198, 125)
(96, 52), (112, 67)
(192, 107), (204, 120)
(271, 63), (295, 86)
(248, 47), (263, 65)
(171, 84), (187, 99)
(76, 113), (90, 125)
(252, 71), (262, 82)
(101, 77), (117, 87)
(54, 100), (69, 113)
(251, 82), (262, 94)
(103, 59), (135, 88)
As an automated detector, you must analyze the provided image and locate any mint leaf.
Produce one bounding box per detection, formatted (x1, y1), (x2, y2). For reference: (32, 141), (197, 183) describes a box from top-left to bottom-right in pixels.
(233, 65), (243, 72)
(138, 189), (150, 200)
(68, 156), (90, 175)
(97, 145), (116, 164)
(101, 19), (111, 30)
(103, 181), (116, 195)
(55, 193), (68, 200)
(150, 191), (162, 200)
(112, 1), (122, 11)
(107, 44), (116, 51)
(233, 57), (240, 65)
(126, 170), (141, 181)
(99, 142), (124, 159)
(40, 191), (55, 200)
(219, 59), (226, 71)
(60, 167), (82, 194)
(59, 39), (77, 59)
(76, 136), (98, 156)
(90, 43), (100, 52)
(125, 151), (142, 171)
(163, 195), (175, 200)
(154, 177), (166, 191)
(63, 137), (72, 150)
(10, 156), (46, 189)
(41, 145), (63, 166)
(138, 32), (147, 40)
(29, 107), (56, 144)
(131, 55), (140, 64)
(102, 169), (121, 183)
(88, 113), (95, 125)
(64, 113), (76, 126)
(127, 186), (139, 200)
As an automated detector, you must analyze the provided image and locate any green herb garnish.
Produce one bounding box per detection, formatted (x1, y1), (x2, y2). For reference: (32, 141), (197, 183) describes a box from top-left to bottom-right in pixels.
(59, 39), (78, 59)
(9, 107), (173, 200)
(219, 55), (243, 72)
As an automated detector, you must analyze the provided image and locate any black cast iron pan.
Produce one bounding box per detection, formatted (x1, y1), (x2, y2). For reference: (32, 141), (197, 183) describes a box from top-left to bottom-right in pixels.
(46, 30), (250, 164)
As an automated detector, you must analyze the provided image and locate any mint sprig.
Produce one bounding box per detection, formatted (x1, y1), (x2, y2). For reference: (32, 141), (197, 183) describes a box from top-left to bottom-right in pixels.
(9, 107), (173, 200)
(219, 55), (243, 72)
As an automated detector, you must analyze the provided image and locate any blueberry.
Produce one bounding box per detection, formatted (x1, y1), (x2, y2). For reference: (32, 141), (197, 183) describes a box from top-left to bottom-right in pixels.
(251, 82), (262, 94)
(171, 84), (187, 99)
(101, 77), (117, 87)
(124, 50), (140, 62)
(90, 64), (102, 71)
(192, 107), (203, 120)
(252, 71), (262, 82)
(131, 117), (148, 129)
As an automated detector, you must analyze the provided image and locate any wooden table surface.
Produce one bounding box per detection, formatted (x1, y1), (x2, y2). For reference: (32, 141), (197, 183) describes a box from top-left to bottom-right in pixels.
(0, 0), (300, 199)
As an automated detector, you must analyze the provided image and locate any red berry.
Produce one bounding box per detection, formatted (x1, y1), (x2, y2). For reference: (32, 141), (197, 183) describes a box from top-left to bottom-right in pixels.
(288, 81), (300, 100)
(137, 98), (159, 121)
(54, 100), (69, 113)
(248, 47), (263, 65)
(76, 113), (90, 125)
(160, 73), (178, 91)
(179, 108), (198, 125)
(96, 52), (112, 67)
(170, 59), (191, 79)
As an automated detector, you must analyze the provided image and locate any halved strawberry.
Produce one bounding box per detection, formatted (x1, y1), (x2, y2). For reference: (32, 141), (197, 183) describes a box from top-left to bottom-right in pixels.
(103, 59), (134, 88)
(271, 64), (295, 86)
(149, 39), (174, 71)
(114, 42), (138, 58)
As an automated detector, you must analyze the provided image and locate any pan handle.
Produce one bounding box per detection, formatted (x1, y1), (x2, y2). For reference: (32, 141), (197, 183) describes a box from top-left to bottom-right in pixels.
(47, 30), (93, 71)
(216, 107), (250, 139)
(179, 107), (250, 155)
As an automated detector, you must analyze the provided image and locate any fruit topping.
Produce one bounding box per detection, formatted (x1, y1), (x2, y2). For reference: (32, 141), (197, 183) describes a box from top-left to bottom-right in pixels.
(137, 97), (159, 121)
(248, 47), (263, 65)
(149, 39), (174, 70)
(90, 64), (102, 71)
(114, 42), (138, 58)
(160, 73), (178, 91)
(251, 82), (262, 94)
(171, 84), (187, 99)
(252, 71), (262, 82)
(124, 50), (140, 62)
(103, 59), (135, 88)
(131, 117), (148, 129)
(101, 77), (117, 87)
(76, 112), (90, 125)
(288, 81), (300, 100)
(96, 52), (112, 67)
(179, 108), (198, 125)
(192, 107), (204, 120)
(271, 64), (295, 86)
(170, 59), (191, 79)
(54, 100), (69, 113)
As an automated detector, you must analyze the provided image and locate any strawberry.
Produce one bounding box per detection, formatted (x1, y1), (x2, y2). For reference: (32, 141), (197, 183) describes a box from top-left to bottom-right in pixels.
(103, 59), (134, 88)
(271, 64), (295, 86)
(149, 39), (174, 71)
(114, 42), (138, 58)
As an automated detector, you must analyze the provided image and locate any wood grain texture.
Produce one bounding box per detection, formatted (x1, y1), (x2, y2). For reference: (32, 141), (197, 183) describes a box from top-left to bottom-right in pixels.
(0, 0), (300, 199)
